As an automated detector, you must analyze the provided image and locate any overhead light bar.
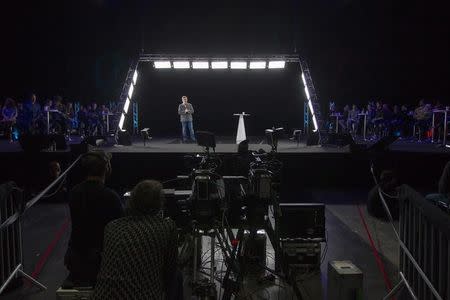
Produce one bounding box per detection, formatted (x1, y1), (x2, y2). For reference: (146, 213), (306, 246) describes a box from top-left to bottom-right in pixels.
(118, 113), (125, 130)
(128, 84), (134, 99)
(211, 61), (228, 69)
(124, 98), (131, 114)
(132, 70), (138, 85)
(249, 61), (266, 69)
(154, 61), (171, 69)
(173, 61), (190, 69)
(230, 61), (247, 69)
(268, 60), (285, 69)
(301, 73), (307, 86)
(192, 61), (209, 69)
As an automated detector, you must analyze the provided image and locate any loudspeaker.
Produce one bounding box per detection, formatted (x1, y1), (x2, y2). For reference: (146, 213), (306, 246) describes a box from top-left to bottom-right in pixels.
(117, 130), (132, 146)
(19, 134), (51, 152)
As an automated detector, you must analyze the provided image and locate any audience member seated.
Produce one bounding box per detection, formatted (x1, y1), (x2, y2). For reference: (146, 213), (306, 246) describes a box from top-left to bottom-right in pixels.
(91, 180), (180, 300)
(426, 161), (450, 212)
(65, 150), (124, 286)
(1, 98), (18, 142)
(413, 99), (432, 139)
(347, 104), (359, 133)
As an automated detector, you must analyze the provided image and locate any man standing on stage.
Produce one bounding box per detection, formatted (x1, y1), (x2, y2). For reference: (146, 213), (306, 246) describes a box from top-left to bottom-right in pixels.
(178, 96), (196, 143)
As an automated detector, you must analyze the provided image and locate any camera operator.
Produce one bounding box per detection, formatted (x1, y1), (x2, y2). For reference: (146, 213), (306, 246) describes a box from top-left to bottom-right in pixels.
(91, 180), (181, 300)
(65, 150), (124, 285)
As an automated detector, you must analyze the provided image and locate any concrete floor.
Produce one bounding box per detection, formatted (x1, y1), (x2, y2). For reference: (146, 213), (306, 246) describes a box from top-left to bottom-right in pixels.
(1, 188), (403, 300)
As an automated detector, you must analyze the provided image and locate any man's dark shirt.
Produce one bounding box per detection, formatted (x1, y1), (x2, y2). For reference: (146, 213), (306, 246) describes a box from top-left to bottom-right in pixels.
(66, 180), (123, 281)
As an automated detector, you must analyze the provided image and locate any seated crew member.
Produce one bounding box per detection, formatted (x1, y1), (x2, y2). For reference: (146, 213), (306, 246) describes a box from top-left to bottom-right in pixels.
(426, 161), (450, 211)
(65, 150), (124, 285)
(91, 180), (179, 300)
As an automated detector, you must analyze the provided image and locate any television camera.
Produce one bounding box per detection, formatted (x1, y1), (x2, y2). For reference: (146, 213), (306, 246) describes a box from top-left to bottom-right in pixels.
(126, 133), (326, 299)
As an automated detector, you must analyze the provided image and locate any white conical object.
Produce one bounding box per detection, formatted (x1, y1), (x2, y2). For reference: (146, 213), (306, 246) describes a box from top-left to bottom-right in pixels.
(233, 112), (250, 144)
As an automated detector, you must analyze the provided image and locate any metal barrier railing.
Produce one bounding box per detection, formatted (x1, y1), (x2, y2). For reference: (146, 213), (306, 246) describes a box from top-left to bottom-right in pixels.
(371, 164), (449, 300)
(396, 185), (449, 300)
(0, 155), (81, 295)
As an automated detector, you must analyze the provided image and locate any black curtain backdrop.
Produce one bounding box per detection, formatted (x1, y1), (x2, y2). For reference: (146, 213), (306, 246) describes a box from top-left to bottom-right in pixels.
(134, 64), (303, 137)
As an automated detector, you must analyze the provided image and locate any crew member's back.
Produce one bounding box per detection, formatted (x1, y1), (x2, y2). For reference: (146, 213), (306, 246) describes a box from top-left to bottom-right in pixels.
(65, 151), (123, 285)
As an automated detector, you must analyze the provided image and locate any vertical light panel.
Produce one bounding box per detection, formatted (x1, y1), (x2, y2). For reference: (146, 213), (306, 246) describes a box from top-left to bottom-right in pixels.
(132, 70), (138, 85)
(124, 98), (131, 114)
(301, 73), (307, 86)
(119, 113), (125, 130)
(128, 84), (134, 99)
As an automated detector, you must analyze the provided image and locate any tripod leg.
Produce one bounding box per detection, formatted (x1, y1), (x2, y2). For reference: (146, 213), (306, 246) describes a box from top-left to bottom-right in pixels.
(193, 233), (198, 282)
(210, 232), (215, 284)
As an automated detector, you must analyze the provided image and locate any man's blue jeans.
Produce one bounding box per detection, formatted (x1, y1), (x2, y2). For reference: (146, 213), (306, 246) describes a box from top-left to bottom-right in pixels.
(181, 121), (196, 142)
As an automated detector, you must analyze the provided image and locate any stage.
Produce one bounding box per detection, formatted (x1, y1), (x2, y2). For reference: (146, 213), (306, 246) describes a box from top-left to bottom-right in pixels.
(0, 135), (449, 154)
(0, 135), (448, 193)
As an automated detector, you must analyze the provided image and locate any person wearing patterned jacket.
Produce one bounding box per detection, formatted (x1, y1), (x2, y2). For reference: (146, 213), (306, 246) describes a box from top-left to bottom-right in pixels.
(91, 180), (180, 300)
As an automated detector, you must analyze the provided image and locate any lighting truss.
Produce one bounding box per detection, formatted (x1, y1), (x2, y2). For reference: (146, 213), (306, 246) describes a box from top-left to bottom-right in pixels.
(124, 98), (131, 114)
(132, 70), (138, 85)
(302, 73), (319, 132)
(118, 113), (125, 130)
(116, 53), (321, 140)
(128, 84), (134, 99)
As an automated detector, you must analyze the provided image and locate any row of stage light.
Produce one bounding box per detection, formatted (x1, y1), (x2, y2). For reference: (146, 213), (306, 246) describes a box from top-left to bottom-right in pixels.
(152, 60), (286, 69)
